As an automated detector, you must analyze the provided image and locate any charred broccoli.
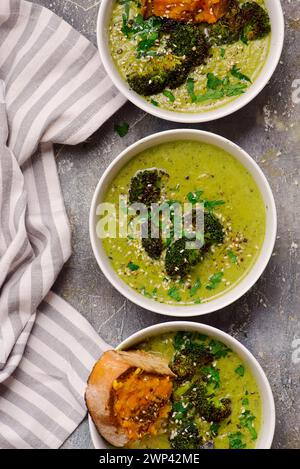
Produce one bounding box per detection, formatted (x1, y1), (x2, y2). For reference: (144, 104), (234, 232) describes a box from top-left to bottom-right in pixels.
(187, 383), (232, 422)
(165, 237), (202, 278)
(171, 339), (214, 380)
(208, 0), (270, 46)
(202, 397), (232, 422)
(129, 168), (167, 206)
(208, 0), (243, 45)
(169, 421), (202, 449)
(204, 212), (224, 245)
(165, 23), (209, 67)
(127, 55), (189, 96)
(240, 2), (271, 42)
(141, 219), (164, 259)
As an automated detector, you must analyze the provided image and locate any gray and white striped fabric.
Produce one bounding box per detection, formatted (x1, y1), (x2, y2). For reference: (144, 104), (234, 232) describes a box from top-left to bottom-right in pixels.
(0, 0), (125, 448)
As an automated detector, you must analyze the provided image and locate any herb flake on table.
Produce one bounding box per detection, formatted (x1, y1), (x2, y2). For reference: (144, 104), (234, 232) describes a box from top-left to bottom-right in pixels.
(115, 122), (129, 137)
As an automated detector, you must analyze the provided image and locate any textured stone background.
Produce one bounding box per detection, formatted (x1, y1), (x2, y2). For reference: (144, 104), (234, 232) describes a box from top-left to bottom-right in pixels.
(36, 0), (299, 449)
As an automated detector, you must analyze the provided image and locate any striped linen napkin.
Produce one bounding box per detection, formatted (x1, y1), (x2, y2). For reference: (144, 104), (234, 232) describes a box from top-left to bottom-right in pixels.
(0, 0), (126, 448)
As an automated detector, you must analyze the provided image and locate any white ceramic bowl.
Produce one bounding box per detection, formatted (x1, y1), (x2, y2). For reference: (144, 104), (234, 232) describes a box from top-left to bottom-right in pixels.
(89, 321), (276, 449)
(89, 129), (277, 317)
(97, 0), (284, 123)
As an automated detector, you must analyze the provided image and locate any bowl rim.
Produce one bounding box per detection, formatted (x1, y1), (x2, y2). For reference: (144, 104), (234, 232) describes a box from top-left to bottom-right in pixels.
(89, 129), (277, 317)
(97, 0), (285, 123)
(88, 321), (276, 449)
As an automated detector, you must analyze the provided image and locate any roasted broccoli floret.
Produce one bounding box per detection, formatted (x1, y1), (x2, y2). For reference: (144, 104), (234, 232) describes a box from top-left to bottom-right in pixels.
(204, 212), (224, 245)
(240, 2), (271, 42)
(165, 237), (202, 278)
(129, 168), (167, 206)
(127, 55), (189, 96)
(203, 397), (232, 422)
(170, 339), (214, 380)
(208, 0), (271, 45)
(169, 421), (202, 449)
(208, 0), (243, 45)
(142, 219), (164, 259)
(164, 23), (209, 67)
(187, 383), (232, 422)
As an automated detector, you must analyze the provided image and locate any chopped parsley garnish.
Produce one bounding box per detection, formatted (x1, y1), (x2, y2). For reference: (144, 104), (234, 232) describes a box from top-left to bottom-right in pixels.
(209, 339), (231, 359)
(140, 286), (153, 298)
(228, 431), (247, 449)
(115, 122), (129, 137)
(230, 65), (252, 83)
(227, 249), (238, 264)
(163, 90), (175, 103)
(121, 0), (131, 37)
(190, 278), (201, 297)
(235, 364), (245, 377)
(197, 334), (208, 341)
(121, 12), (162, 56)
(187, 72), (248, 104)
(210, 422), (220, 437)
(239, 410), (257, 440)
(220, 48), (225, 58)
(137, 30), (159, 57)
(206, 271), (223, 290)
(168, 286), (182, 302)
(127, 261), (139, 271)
(172, 400), (190, 420)
(187, 190), (204, 204)
(186, 77), (197, 103)
(242, 397), (249, 406)
(204, 199), (225, 211)
(150, 99), (159, 106)
(202, 365), (220, 389)
(240, 29), (249, 45)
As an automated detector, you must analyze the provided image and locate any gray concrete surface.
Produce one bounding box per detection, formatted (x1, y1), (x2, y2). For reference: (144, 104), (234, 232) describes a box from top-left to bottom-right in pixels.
(36, 0), (299, 449)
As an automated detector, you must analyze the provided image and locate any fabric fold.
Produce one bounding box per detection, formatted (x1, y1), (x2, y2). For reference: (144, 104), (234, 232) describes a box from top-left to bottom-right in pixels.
(0, 0), (126, 448)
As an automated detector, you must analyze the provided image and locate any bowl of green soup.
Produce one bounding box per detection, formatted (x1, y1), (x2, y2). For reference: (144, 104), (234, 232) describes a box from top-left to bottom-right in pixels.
(88, 321), (275, 449)
(97, 0), (284, 122)
(90, 129), (276, 316)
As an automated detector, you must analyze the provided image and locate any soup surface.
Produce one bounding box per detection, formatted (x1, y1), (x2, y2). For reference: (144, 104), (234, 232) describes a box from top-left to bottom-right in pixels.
(109, 0), (271, 113)
(100, 140), (266, 306)
(127, 331), (262, 449)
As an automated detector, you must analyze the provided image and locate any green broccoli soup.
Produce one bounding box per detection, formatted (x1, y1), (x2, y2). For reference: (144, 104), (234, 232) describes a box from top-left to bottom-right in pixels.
(128, 331), (261, 449)
(100, 140), (266, 306)
(109, 0), (271, 113)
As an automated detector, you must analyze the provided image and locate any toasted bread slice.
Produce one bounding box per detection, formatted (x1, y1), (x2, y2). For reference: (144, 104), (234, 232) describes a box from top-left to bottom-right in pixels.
(85, 350), (175, 447)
